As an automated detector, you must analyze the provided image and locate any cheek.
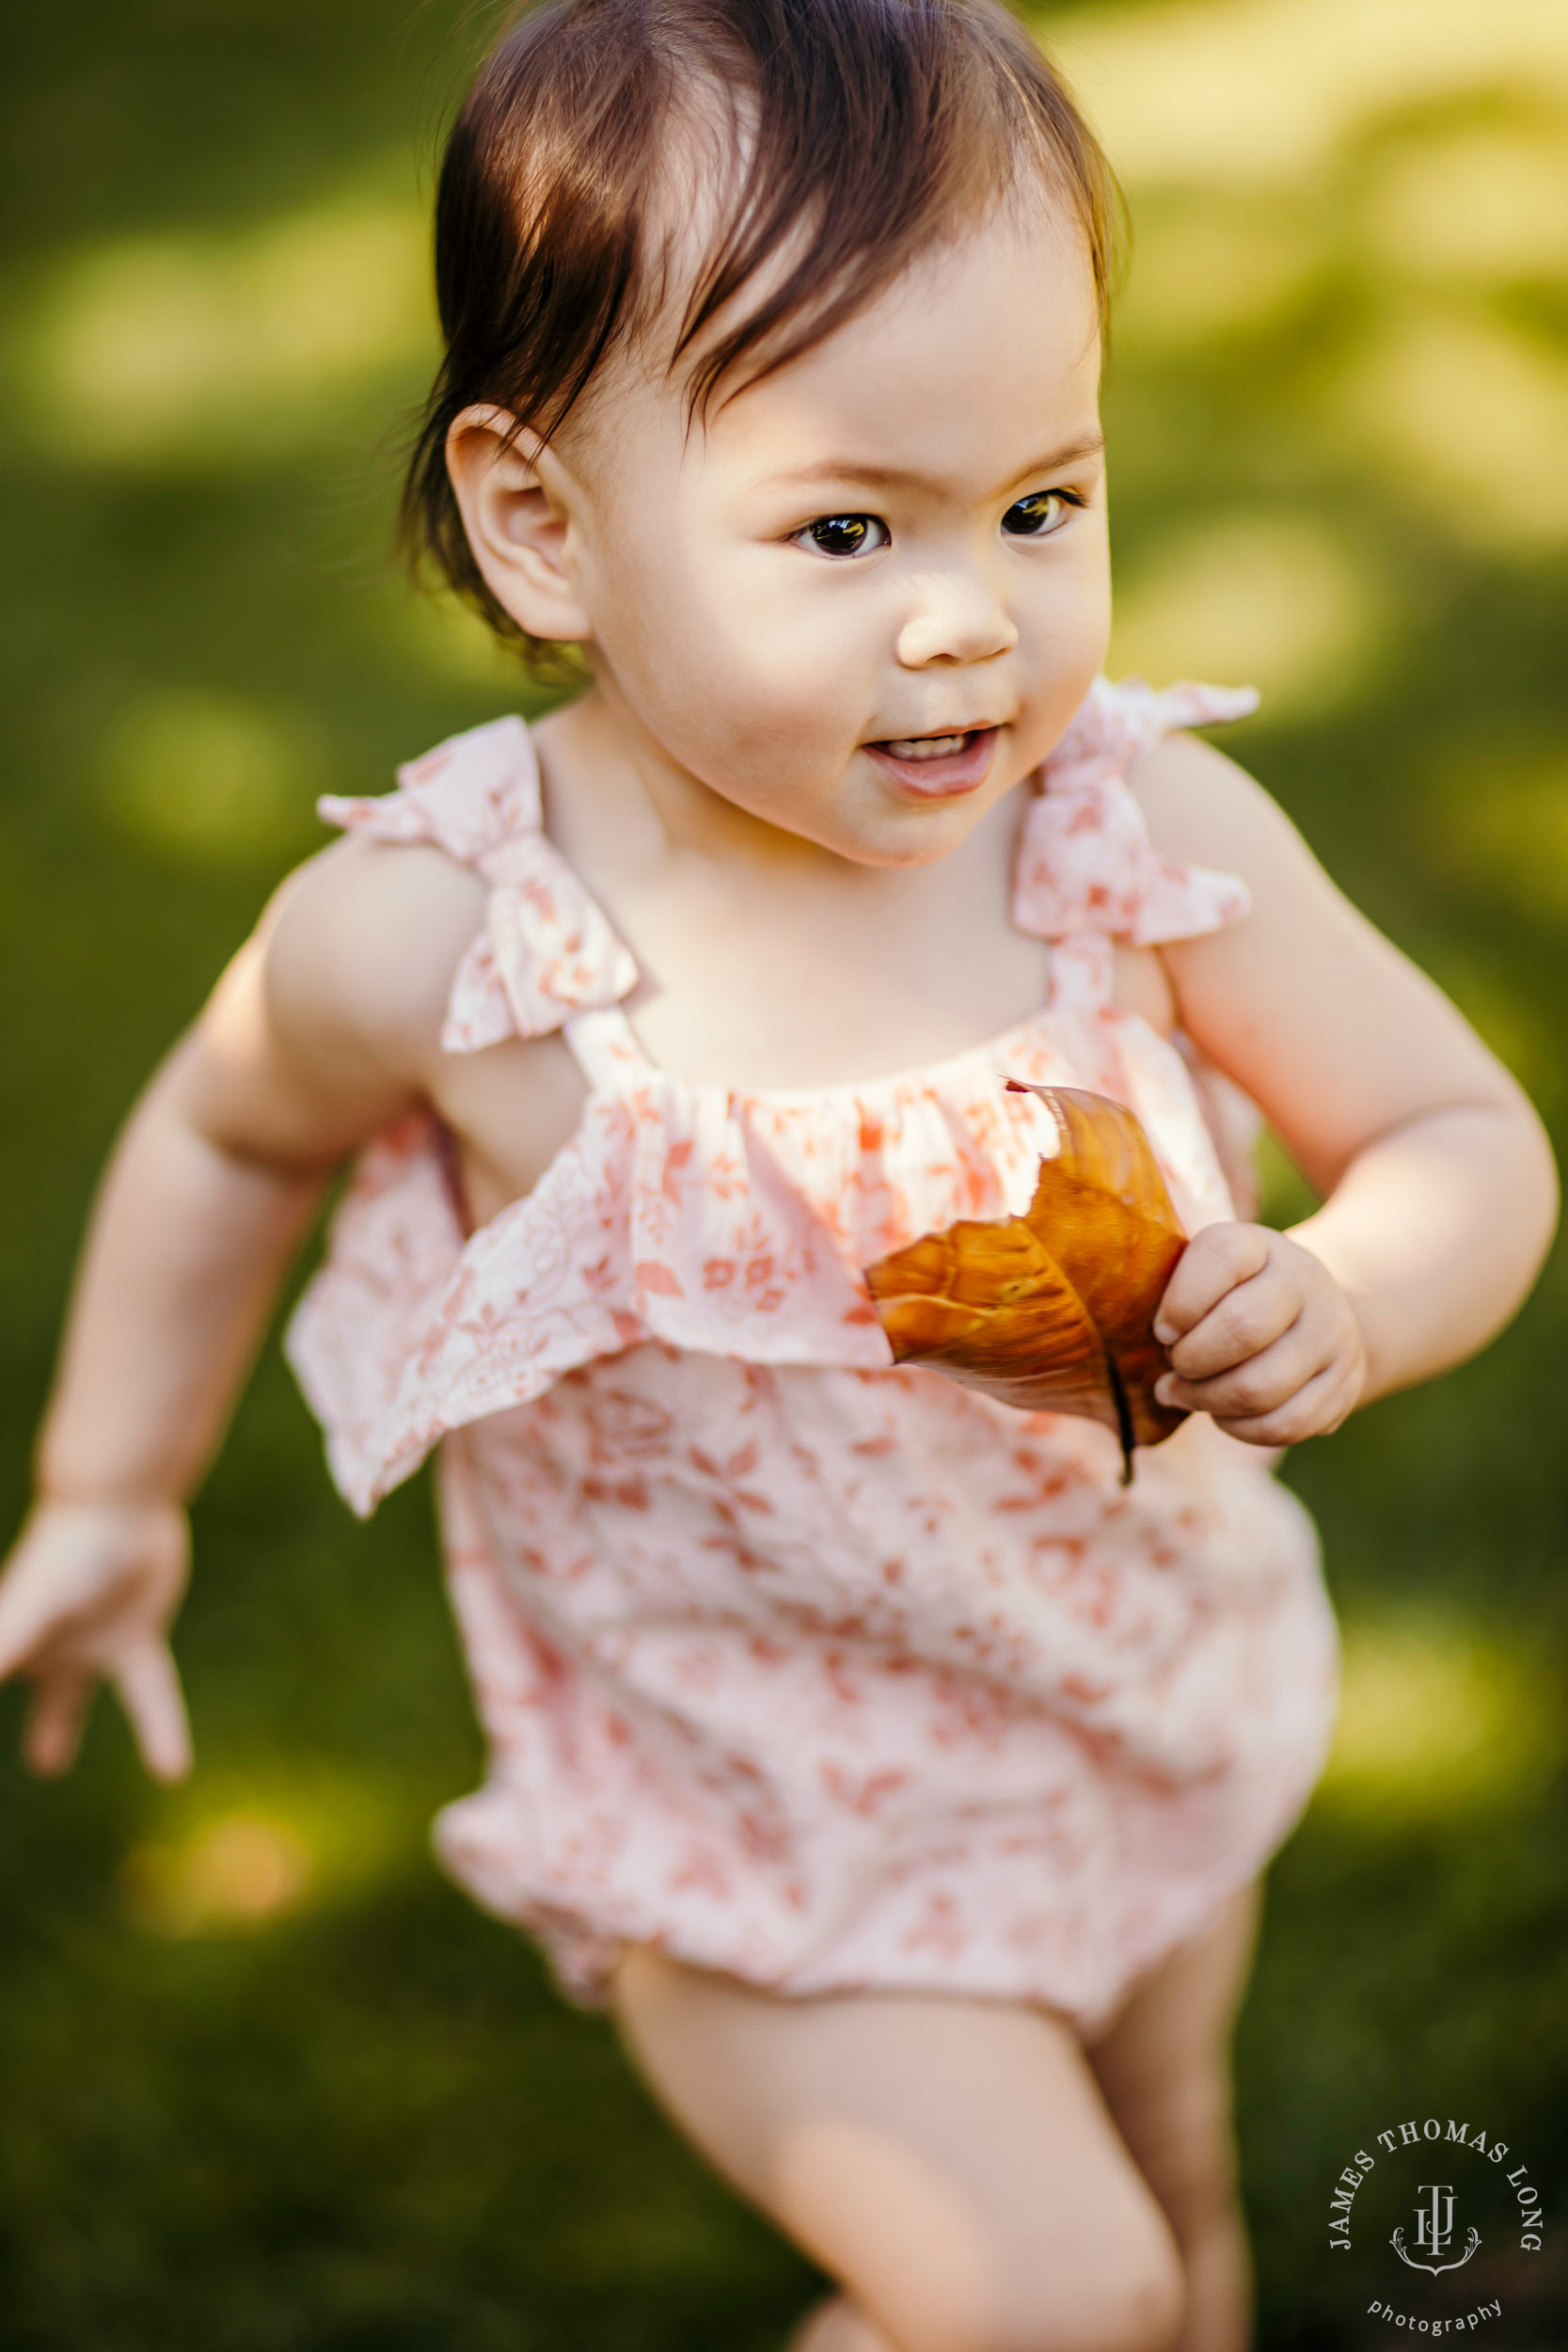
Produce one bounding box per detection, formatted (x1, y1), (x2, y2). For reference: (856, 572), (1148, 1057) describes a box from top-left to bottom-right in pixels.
(1016, 537), (1113, 743)
(595, 528), (868, 781)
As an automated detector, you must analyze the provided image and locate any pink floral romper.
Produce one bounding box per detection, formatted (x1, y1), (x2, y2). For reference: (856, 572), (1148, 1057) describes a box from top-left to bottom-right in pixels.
(288, 675), (1339, 2037)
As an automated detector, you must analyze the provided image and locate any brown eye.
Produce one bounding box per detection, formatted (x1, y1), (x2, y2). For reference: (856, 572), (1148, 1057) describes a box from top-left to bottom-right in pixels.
(1002, 491), (1071, 538)
(794, 514), (889, 558)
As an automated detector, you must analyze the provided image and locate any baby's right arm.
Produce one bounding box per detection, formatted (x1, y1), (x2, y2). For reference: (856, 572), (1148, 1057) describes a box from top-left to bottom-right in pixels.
(0, 834), (490, 1783)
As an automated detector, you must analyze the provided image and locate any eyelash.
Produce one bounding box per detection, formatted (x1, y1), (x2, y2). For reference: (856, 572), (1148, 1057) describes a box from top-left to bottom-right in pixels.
(790, 490), (1086, 560)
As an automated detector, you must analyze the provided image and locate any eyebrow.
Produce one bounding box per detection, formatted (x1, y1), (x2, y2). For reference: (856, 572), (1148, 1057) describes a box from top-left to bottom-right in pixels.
(759, 432), (1107, 497)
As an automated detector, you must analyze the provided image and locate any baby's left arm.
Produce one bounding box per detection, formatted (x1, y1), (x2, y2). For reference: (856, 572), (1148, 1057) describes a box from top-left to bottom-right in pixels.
(1131, 732), (1558, 1448)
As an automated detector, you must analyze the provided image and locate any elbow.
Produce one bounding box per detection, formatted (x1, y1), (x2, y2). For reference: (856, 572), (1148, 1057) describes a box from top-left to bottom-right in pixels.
(1466, 1078), (1560, 1321)
(1513, 1087), (1560, 1273)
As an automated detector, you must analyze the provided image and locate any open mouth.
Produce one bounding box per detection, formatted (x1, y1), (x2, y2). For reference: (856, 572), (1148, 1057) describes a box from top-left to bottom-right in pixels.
(864, 724), (1000, 798)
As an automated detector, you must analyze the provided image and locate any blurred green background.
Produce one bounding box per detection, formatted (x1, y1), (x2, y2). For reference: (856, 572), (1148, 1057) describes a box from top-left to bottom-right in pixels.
(3, 0), (1566, 2344)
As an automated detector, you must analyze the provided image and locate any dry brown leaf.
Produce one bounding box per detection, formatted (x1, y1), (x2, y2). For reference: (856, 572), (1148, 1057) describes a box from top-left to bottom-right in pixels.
(863, 1085), (1188, 1482)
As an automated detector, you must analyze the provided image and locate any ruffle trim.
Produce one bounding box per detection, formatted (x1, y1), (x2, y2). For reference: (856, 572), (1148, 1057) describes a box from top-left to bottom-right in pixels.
(1016, 677), (1258, 948)
(286, 1009), (1238, 1517)
(318, 715), (639, 1053)
(287, 1056), (1094, 1514)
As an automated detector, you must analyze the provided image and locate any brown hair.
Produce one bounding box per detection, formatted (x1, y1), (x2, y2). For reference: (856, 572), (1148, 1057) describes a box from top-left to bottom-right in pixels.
(403, 0), (1118, 667)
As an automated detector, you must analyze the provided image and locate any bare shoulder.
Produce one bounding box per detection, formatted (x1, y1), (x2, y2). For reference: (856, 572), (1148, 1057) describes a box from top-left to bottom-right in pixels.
(261, 832), (489, 1089)
(1123, 728), (1328, 898)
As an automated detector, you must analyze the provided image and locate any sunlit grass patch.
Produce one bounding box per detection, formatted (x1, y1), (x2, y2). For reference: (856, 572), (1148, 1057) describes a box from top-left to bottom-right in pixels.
(1053, 0), (1568, 190)
(1332, 307), (1568, 553)
(15, 180), (433, 468)
(1317, 1613), (1563, 1822)
(123, 1812), (313, 1935)
(1109, 512), (1391, 715)
(98, 686), (325, 865)
(1367, 121), (1568, 287)
(1115, 192), (1323, 350)
(120, 1771), (410, 1937)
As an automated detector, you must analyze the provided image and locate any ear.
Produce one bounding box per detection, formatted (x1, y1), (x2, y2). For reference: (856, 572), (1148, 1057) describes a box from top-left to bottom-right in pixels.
(445, 405), (593, 645)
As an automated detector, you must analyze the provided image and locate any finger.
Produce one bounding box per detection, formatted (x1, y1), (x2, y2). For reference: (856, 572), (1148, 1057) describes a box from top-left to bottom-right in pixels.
(24, 1672), (93, 1776)
(1153, 1224), (1273, 1346)
(1158, 1317), (1321, 1420)
(0, 1573), (59, 1683)
(1164, 1274), (1303, 1383)
(112, 1639), (193, 1783)
(1211, 1363), (1359, 1449)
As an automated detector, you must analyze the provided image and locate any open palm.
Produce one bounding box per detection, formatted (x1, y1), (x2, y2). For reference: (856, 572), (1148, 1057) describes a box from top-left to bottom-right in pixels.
(0, 1500), (192, 1781)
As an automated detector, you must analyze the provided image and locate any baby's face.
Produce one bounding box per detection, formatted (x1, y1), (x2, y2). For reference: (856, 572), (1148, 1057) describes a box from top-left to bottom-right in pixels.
(520, 201), (1108, 866)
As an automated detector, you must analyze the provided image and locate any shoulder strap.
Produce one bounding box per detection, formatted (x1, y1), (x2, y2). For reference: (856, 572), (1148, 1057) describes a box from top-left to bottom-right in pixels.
(319, 715), (541, 868)
(1015, 676), (1255, 1008)
(318, 717), (640, 1056)
(562, 1007), (656, 1092)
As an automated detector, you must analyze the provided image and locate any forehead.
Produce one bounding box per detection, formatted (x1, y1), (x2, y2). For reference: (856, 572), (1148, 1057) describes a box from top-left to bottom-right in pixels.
(567, 192), (1101, 498)
(704, 205), (1102, 485)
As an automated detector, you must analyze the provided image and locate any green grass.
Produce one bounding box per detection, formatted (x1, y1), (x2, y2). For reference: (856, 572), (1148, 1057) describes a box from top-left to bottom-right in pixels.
(3, 1), (1567, 2344)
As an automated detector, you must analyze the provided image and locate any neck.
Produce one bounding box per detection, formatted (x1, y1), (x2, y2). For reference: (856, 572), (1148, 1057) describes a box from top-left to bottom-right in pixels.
(544, 680), (839, 872)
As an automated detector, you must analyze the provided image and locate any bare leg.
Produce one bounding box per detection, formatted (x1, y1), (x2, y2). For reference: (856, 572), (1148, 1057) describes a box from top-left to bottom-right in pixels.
(774, 1886), (1261, 2352)
(1085, 1885), (1261, 2352)
(611, 1950), (1186, 2352)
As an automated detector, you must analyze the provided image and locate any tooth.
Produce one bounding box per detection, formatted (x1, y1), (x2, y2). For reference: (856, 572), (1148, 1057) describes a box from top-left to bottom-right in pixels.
(887, 734), (964, 758)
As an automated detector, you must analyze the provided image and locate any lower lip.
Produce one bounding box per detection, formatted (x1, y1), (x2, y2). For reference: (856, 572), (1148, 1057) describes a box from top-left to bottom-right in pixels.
(864, 726), (999, 800)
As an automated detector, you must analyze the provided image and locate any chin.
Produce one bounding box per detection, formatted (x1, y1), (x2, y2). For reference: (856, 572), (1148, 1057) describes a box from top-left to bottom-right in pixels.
(834, 813), (984, 870)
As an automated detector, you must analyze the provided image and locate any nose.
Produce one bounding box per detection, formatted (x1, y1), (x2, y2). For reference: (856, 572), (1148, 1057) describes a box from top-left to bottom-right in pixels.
(895, 565), (1018, 669)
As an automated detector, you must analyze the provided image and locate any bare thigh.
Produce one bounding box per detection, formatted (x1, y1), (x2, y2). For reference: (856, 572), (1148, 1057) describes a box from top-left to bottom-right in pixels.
(1084, 1887), (1261, 2352)
(1085, 1883), (1260, 2233)
(610, 1949), (1191, 2352)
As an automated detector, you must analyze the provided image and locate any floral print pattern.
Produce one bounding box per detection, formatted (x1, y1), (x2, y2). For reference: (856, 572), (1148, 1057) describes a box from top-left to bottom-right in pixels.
(287, 676), (1338, 2034)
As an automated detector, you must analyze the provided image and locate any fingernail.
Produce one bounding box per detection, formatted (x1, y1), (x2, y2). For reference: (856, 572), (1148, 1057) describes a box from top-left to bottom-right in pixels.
(1155, 1375), (1177, 1406)
(1152, 1320), (1176, 1346)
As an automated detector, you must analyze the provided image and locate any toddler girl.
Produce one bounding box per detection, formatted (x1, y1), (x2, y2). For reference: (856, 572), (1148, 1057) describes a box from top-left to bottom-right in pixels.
(0, 1), (1555, 2346)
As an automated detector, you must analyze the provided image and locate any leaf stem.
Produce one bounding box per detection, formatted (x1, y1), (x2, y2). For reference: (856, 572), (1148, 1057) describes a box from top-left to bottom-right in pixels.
(1105, 1352), (1135, 1486)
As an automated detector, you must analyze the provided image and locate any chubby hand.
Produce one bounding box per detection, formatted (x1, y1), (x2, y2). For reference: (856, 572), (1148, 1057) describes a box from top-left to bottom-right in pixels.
(0, 1500), (192, 1781)
(1152, 1223), (1367, 1447)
